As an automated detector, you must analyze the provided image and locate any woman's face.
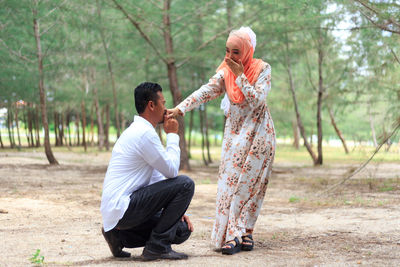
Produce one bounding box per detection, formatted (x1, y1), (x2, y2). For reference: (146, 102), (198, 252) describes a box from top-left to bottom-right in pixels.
(225, 40), (242, 63)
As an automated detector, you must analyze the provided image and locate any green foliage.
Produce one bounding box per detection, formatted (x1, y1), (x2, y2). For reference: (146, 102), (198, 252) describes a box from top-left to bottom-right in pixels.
(289, 196), (300, 203)
(29, 249), (44, 265)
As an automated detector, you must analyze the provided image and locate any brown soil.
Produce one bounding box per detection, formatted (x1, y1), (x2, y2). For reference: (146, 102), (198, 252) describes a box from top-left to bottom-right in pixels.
(0, 151), (399, 266)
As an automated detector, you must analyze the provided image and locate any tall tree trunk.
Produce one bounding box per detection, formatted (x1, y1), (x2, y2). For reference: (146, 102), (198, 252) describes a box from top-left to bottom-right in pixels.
(199, 106), (208, 166)
(163, 0), (190, 170)
(32, 2), (58, 164)
(315, 31), (324, 165)
(75, 112), (80, 146)
(7, 106), (15, 148)
(120, 112), (126, 133)
(90, 103), (95, 146)
(292, 119), (300, 149)
(23, 107), (30, 147)
(54, 111), (59, 146)
(96, 0), (121, 138)
(66, 111), (72, 146)
(105, 103), (110, 151)
(81, 101), (87, 152)
(15, 105), (21, 148)
(188, 108), (194, 159)
(93, 83), (104, 150)
(34, 104), (41, 147)
(59, 112), (64, 146)
(284, 37), (317, 164)
(328, 107), (349, 154)
(0, 127), (3, 148)
(203, 104), (212, 163)
(28, 103), (34, 147)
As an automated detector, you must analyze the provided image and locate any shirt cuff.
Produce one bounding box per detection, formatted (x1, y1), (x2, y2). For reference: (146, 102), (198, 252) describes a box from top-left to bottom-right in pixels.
(166, 133), (180, 145)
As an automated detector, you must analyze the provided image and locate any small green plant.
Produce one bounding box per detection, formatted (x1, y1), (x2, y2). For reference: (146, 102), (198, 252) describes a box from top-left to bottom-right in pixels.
(289, 196), (300, 203)
(29, 249), (44, 265)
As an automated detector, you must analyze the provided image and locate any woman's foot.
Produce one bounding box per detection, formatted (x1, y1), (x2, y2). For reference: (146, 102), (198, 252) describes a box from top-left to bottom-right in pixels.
(241, 234), (254, 251)
(221, 237), (241, 255)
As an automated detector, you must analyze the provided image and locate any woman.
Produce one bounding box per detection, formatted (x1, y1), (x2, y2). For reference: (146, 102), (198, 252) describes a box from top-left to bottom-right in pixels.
(168, 26), (275, 254)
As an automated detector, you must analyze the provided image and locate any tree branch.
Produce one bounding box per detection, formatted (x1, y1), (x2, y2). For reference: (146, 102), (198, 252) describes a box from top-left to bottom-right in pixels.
(111, 0), (167, 64)
(390, 48), (400, 64)
(0, 38), (34, 63)
(317, 120), (400, 196)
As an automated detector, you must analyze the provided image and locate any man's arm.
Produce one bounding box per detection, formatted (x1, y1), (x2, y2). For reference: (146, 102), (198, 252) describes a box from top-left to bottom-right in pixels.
(140, 117), (180, 178)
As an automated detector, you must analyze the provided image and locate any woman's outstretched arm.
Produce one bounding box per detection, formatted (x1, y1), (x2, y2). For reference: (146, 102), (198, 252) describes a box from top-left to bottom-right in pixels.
(168, 71), (225, 117)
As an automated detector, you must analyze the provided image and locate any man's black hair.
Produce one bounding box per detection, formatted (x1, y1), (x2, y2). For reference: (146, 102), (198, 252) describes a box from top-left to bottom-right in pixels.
(134, 82), (162, 114)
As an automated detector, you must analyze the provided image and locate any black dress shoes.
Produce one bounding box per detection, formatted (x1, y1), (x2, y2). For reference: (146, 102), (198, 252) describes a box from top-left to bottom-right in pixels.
(101, 227), (131, 258)
(142, 247), (188, 261)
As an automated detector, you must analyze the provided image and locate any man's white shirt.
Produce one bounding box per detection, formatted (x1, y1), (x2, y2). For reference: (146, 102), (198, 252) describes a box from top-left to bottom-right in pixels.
(100, 115), (180, 231)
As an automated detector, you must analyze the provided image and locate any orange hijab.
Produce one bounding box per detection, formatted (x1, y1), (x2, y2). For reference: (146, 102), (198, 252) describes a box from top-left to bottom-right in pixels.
(216, 31), (264, 104)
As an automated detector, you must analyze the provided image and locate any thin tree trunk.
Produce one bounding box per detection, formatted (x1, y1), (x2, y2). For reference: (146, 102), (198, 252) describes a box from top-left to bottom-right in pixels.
(120, 112), (126, 133)
(90, 103), (95, 146)
(66, 111), (72, 146)
(62, 111), (71, 151)
(188, 109), (194, 159)
(93, 81), (104, 150)
(59, 112), (64, 146)
(105, 103), (110, 151)
(328, 107), (349, 154)
(7, 106), (15, 148)
(54, 111), (59, 146)
(33, 2), (58, 164)
(315, 31), (324, 165)
(96, 0), (121, 138)
(199, 106), (208, 166)
(34, 104), (41, 147)
(15, 105), (21, 148)
(28, 103), (34, 147)
(75, 111), (80, 146)
(0, 126), (3, 148)
(163, 0), (190, 170)
(285, 37), (317, 163)
(203, 104), (212, 163)
(23, 107), (30, 147)
(292, 119), (300, 149)
(81, 101), (87, 152)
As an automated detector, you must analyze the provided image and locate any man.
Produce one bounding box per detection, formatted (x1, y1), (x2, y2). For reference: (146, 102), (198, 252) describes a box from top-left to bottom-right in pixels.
(100, 82), (195, 261)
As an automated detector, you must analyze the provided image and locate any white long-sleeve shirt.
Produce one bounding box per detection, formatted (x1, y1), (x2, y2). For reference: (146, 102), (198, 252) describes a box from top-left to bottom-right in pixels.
(100, 115), (180, 231)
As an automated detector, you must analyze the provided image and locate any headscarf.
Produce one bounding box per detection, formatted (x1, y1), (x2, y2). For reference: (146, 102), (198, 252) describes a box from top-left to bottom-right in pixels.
(216, 27), (264, 104)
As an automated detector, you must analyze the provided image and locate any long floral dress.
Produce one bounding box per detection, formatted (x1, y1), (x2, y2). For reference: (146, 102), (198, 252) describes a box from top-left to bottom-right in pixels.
(177, 62), (276, 248)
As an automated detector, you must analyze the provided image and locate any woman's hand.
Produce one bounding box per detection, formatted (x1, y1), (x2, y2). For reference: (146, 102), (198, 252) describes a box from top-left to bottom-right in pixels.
(166, 108), (183, 119)
(225, 58), (244, 77)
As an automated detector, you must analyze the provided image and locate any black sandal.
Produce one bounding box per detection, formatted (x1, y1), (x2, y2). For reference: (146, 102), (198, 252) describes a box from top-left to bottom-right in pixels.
(221, 237), (241, 255)
(241, 234), (254, 251)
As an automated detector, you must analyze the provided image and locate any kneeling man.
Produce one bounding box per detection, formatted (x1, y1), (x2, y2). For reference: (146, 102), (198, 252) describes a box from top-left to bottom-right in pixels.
(100, 82), (194, 261)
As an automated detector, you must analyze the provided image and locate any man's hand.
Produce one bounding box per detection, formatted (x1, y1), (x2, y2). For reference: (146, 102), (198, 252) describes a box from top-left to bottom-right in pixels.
(163, 116), (179, 134)
(167, 108), (183, 119)
(225, 58), (244, 77)
(182, 215), (194, 232)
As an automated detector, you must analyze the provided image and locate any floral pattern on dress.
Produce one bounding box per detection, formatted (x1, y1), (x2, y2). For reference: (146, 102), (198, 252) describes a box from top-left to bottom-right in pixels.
(177, 62), (275, 248)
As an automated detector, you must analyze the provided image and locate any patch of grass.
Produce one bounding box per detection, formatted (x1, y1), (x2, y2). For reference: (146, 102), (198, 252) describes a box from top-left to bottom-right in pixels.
(379, 185), (394, 192)
(289, 196), (300, 203)
(29, 249), (44, 265)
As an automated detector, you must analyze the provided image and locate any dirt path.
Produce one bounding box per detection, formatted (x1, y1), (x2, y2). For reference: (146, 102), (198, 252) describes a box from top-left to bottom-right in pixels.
(0, 151), (399, 266)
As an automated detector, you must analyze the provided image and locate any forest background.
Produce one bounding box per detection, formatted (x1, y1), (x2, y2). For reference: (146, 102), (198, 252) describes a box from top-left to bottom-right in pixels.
(0, 0), (399, 168)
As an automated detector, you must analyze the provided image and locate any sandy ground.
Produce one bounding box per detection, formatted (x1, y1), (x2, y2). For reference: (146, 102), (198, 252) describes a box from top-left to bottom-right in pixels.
(0, 150), (399, 266)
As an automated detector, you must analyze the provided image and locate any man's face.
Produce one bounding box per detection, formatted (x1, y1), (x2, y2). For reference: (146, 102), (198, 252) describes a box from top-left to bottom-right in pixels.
(154, 91), (166, 124)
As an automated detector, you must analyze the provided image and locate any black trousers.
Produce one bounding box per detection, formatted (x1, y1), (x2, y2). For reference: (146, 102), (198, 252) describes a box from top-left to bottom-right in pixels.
(115, 175), (195, 253)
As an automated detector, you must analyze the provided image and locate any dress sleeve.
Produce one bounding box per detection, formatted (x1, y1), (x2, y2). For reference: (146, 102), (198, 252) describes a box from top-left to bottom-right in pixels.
(235, 63), (271, 108)
(176, 71), (225, 115)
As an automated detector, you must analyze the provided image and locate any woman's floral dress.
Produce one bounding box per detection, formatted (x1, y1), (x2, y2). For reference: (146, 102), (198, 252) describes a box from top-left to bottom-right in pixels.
(177, 62), (276, 248)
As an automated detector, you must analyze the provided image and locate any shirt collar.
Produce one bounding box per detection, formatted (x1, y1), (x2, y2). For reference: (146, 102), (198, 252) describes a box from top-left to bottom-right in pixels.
(134, 115), (155, 129)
